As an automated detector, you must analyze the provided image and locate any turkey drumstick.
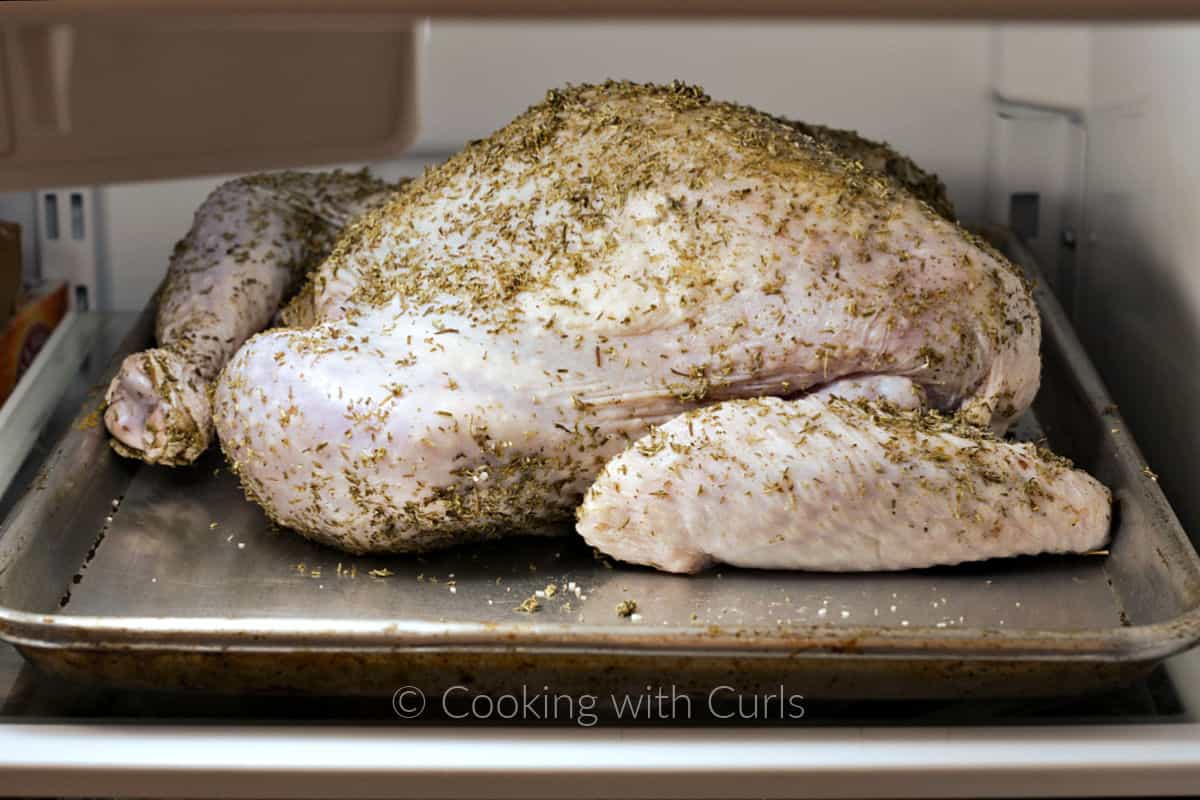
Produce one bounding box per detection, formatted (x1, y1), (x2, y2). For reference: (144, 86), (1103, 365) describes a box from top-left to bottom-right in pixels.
(104, 170), (401, 465)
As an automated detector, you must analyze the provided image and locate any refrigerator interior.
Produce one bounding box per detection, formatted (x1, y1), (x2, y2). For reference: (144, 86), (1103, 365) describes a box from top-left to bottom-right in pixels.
(0, 19), (1200, 796)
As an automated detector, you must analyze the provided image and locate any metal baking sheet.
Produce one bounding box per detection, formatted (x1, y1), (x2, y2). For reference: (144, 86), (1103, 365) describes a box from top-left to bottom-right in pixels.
(1, 229), (1198, 699)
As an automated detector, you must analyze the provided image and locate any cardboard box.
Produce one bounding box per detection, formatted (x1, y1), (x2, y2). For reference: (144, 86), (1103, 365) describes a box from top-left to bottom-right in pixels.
(0, 281), (69, 409)
(0, 222), (20, 330)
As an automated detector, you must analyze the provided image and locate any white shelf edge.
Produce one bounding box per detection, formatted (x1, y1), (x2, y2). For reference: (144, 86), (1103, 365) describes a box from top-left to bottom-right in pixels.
(1, 716), (1200, 798)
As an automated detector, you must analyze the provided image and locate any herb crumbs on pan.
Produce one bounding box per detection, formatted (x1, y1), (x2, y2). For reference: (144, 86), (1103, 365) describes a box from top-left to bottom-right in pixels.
(75, 407), (103, 431)
(516, 595), (542, 614)
(616, 599), (638, 618)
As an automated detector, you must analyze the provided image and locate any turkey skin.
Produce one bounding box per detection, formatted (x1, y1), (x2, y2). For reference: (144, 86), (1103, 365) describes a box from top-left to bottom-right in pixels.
(214, 81), (1042, 555)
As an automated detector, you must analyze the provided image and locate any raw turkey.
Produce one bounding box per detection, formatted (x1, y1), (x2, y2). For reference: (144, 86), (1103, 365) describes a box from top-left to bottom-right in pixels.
(209, 80), (1046, 555)
(101, 116), (953, 470)
(576, 392), (1111, 573)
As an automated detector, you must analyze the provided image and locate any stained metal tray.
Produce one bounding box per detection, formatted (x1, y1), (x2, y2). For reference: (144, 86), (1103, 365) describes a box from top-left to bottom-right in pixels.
(0, 230), (1198, 700)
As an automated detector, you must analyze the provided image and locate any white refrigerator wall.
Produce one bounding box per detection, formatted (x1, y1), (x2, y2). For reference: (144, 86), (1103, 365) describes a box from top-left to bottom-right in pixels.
(88, 22), (1200, 537)
(1081, 26), (1200, 536)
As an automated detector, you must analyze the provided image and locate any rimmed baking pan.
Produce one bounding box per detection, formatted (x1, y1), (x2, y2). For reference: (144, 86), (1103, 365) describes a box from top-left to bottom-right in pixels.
(0, 229), (1197, 699)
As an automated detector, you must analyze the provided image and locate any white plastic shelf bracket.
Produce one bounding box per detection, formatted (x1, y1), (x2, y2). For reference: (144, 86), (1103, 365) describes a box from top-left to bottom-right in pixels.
(34, 186), (99, 310)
